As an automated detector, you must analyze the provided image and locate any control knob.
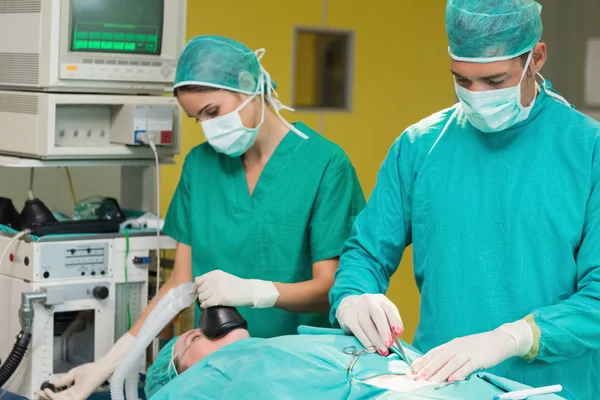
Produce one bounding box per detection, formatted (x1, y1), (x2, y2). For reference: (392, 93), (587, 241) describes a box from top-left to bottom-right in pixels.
(93, 286), (109, 300)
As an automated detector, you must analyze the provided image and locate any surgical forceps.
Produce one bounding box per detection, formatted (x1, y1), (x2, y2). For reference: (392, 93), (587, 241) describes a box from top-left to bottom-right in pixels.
(390, 335), (415, 374)
(434, 376), (469, 389)
(343, 344), (377, 381)
(389, 335), (415, 374)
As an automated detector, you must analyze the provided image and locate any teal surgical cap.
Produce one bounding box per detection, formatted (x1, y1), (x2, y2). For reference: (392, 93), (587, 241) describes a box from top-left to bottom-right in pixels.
(144, 337), (178, 399)
(174, 35), (276, 94)
(446, 0), (543, 63)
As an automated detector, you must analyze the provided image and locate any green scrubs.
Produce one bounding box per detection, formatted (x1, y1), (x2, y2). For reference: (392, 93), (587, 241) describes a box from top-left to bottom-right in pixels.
(329, 83), (600, 399)
(163, 122), (365, 338)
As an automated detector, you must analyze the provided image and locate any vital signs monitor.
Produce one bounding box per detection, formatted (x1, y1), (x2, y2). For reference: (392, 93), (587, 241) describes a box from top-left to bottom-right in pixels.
(0, 0), (187, 94)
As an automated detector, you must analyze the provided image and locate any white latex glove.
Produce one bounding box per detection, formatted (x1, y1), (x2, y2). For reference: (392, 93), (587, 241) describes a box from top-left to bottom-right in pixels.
(38, 333), (136, 400)
(195, 270), (279, 309)
(411, 320), (533, 383)
(335, 294), (404, 355)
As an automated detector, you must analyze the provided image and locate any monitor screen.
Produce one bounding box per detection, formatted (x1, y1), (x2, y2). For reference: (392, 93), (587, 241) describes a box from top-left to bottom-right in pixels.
(70, 0), (164, 56)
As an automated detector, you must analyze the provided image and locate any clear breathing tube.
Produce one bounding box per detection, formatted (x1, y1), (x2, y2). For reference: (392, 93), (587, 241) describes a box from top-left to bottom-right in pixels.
(110, 282), (197, 400)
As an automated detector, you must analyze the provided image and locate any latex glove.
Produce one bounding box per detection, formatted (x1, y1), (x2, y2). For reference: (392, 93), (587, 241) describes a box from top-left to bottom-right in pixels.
(335, 294), (404, 356)
(195, 270), (279, 309)
(411, 320), (533, 383)
(38, 333), (136, 400)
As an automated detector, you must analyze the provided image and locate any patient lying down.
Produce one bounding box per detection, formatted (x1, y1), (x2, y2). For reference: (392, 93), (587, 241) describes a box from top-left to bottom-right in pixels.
(145, 326), (563, 400)
(146, 326), (432, 398)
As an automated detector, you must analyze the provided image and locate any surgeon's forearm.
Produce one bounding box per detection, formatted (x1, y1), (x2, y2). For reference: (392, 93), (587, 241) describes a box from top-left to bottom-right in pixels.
(527, 279), (600, 362)
(272, 258), (337, 313)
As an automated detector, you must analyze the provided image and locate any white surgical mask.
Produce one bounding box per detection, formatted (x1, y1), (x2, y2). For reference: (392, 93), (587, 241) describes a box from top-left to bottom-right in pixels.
(200, 49), (309, 157)
(455, 50), (536, 133)
(201, 77), (265, 158)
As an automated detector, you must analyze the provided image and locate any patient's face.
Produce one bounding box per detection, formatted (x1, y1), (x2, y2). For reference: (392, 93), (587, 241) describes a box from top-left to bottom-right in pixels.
(173, 328), (250, 373)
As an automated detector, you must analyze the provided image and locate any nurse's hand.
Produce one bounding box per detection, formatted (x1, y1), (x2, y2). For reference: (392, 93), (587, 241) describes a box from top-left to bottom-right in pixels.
(335, 294), (404, 356)
(411, 320), (534, 383)
(195, 270), (279, 309)
(38, 333), (135, 400)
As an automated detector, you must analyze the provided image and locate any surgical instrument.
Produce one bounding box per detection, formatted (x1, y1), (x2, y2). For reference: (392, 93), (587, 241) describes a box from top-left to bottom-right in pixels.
(492, 384), (563, 399)
(435, 377), (469, 389)
(389, 335), (415, 374)
(343, 344), (377, 381)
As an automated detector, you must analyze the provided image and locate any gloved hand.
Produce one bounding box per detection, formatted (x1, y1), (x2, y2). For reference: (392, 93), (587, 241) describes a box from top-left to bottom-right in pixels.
(195, 270), (279, 309)
(335, 294), (404, 356)
(411, 320), (533, 383)
(38, 333), (136, 400)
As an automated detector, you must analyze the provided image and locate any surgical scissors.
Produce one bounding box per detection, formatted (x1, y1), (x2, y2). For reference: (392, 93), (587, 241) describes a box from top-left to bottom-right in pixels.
(343, 344), (377, 381)
(388, 334), (415, 375)
(392, 336), (413, 368)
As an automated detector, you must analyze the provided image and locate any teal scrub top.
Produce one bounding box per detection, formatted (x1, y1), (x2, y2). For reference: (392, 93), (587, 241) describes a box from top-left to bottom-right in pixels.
(151, 326), (566, 399)
(330, 84), (600, 400)
(163, 122), (366, 338)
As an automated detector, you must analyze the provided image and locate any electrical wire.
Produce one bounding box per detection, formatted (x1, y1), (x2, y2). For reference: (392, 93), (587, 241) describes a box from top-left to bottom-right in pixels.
(149, 140), (161, 298)
(149, 138), (162, 363)
(562, 387), (575, 400)
(135, 131), (162, 362)
(124, 229), (132, 330)
(134, 131), (162, 297)
(0, 230), (30, 269)
(27, 168), (35, 200)
(64, 167), (77, 205)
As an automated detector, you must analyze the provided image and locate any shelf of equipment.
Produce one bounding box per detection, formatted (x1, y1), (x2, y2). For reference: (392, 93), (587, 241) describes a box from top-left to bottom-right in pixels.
(0, 155), (175, 168)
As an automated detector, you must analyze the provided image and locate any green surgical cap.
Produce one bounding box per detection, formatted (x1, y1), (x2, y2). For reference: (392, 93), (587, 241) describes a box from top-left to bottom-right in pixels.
(144, 337), (178, 399)
(446, 0), (543, 63)
(174, 35), (276, 94)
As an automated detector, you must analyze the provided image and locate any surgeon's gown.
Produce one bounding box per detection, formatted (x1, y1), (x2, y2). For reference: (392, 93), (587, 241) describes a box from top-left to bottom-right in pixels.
(164, 122), (365, 338)
(329, 85), (600, 399)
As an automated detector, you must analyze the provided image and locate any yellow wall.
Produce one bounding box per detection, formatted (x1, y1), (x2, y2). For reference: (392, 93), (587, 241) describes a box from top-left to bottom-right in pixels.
(160, 0), (455, 343)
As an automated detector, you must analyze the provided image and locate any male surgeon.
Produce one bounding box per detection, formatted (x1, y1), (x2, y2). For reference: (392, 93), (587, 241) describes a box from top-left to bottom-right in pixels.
(329, 1), (600, 399)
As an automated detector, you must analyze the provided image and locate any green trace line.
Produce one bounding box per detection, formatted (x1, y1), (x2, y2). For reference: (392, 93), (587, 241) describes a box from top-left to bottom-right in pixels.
(76, 21), (160, 29)
(105, 23), (136, 29)
(73, 34), (158, 43)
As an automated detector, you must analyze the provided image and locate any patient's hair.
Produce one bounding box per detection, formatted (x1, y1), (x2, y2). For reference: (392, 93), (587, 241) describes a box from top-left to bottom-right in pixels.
(145, 337), (179, 398)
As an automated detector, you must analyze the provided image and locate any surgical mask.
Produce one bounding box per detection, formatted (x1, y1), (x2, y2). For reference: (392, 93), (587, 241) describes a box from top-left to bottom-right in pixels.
(455, 50), (535, 133)
(201, 78), (265, 157)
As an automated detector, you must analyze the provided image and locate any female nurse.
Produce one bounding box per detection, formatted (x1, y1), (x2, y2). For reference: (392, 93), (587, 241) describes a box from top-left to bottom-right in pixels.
(40, 35), (365, 400)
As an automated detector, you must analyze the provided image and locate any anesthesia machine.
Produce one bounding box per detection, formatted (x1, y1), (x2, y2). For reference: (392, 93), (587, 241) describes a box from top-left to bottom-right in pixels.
(0, 0), (188, 398)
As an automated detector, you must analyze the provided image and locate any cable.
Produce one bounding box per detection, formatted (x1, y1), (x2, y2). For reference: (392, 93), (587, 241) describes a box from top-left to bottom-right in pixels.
(562, 387), (576, 400)
(135, 131), (162, 363)
(0, 230), (30, 269)
(135, 132), (162, 297)
(124, 229), (132, 330)
(64, 167), (77, 205)
(149, 140), (161, 298)
(149, 137), (162, 363)
(27, 169), (35, 200)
